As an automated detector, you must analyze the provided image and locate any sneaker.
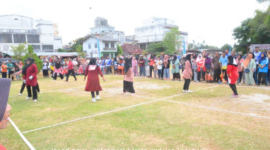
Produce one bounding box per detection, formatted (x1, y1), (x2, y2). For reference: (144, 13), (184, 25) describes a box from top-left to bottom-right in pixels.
(26, 97), (30, 100)
(33, 99), (37, 102)
(92, 98), (96, 102)
(183, 90), (186, 93)
(38, 91), (42, 94)
(186, 90), (193, 93)
(96, 96), (101, 100)
(218, 81), (222, 84)
(232, 94), (238, 98)
(18, 93), (22, 96)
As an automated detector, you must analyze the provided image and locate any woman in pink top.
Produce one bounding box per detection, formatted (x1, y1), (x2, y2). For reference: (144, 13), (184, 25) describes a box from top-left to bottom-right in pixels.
(123, 58), (135, 95)
(236, 55), (244, 85)
(183, 54), (193, 93)
(132, 57), (138, 76)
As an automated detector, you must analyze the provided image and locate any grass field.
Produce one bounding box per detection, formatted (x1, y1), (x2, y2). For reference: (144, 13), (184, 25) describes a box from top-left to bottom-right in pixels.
(2, 74), (270, 150)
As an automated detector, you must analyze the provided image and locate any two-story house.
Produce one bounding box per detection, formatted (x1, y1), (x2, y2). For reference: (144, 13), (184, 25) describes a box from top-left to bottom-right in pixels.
(82, 35), (118, 58)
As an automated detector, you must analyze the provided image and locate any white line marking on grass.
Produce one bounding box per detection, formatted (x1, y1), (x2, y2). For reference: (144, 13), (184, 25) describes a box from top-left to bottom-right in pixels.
(22, 85), (218, 134)
(9, 118), (36, 150)
(163, 100), (270, 120)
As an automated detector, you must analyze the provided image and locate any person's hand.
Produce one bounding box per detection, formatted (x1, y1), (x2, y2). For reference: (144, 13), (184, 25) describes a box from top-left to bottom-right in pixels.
(23, 80), (26, 83)
(84, 77), (86, 81)
(252, 69), (254, 72)
(29, 76), (33, 80)
(103, 77), (105, 82)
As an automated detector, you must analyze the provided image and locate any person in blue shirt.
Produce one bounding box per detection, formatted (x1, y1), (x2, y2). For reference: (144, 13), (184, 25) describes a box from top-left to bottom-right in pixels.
(225, 49), (230, 57)
(219, 52), (228, 82)
(254, 47), (261, 84)
(258, 52), (268, 86)
(105, 56), (112, 74)
(100, 57), (105, 74)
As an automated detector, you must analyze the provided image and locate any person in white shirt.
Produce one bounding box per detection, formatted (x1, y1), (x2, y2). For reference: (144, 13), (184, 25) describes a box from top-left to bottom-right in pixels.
(156, 56), (163, 79)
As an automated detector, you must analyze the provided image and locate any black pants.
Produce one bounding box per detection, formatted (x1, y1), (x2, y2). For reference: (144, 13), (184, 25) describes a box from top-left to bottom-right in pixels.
(8, 71), (14, 80)
(20, 82), (40, 94)
(2, 72), (7, 78)
(183, 79), (191, 90)
(66, 69), (77, 81)
(149, 66), (154, 77)
(258, 72), (267, 85)
(213, 69), (221, 82)
(222, 69), (228, 82)
(229, 84), (238, 95)
(197, 70), (205, 81)
(53, 73), (64, 80)
(192, 70), (194, 80)
(161, 66), (164, 79)
(238, 72), (243, 83)
(27, 85), (38, 100)
(91, 91), (99, 98)
(123, 81), (135, 93)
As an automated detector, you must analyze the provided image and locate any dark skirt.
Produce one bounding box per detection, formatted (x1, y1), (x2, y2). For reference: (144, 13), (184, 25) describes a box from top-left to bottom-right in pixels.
(43, 70), (49, 77)
(173, 73), (180, 79)
(123, 81), (135, 93)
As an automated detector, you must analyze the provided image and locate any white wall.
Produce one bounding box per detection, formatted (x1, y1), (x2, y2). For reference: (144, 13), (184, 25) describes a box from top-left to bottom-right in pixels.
(0, 15), (33, 30)
(38, 24), (54, 44)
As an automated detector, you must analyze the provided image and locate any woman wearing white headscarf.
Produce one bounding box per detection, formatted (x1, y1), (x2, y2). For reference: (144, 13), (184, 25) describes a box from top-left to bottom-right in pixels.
(196, 54), (205, 82)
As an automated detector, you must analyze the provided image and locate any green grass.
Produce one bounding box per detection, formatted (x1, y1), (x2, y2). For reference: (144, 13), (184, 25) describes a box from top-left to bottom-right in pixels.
(2, 75), (270, 150)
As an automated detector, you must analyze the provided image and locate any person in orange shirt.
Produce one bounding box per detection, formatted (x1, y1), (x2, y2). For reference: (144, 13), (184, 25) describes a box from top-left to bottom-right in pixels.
(1, 61), (8, 78)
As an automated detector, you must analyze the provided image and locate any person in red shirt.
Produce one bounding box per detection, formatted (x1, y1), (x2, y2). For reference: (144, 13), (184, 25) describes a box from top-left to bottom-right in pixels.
(84, 58), (105, 102)
(149, 53), (155, 78)
(1, 61), (7, 78)
(66, 58), (77, 82)
(23, 58), (39, 102)
(0, 79), (12, 150)
(227, 55), (239, 98)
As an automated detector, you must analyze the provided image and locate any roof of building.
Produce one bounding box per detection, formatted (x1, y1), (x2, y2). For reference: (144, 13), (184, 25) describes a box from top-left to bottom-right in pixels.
(81, 35), (119, 44)
(121, 44), (143, 54)
(0, 14), (33, 20)
(3, 52), (78, 57)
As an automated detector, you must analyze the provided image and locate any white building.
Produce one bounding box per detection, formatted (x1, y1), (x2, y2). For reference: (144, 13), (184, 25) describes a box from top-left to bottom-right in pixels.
(90, 17), (125, 45)
(82, 35), (118, 58)
(0, 14), (63, 53)
(135, 17), (188, 51)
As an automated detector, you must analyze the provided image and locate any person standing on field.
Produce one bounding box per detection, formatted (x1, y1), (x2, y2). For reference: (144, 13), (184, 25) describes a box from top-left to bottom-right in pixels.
(1, 61), (7, 78)
(66, 58), (77, 82)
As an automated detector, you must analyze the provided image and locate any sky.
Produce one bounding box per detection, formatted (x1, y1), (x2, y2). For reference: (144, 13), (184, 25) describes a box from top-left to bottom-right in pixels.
(1, 0), (268, 48)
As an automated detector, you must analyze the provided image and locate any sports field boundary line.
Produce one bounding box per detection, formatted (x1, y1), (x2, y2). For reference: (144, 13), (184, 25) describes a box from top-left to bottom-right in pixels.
(9, 118), (36, 150)
(163, 99), (270, 120)
(22, 85), (218, 134)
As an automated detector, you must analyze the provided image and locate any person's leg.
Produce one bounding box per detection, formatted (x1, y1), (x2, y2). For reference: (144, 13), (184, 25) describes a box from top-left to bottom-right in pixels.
(186, 79), (191, 90)
(8, 72), (10, 79)
(96, 91), (99, 96)
(32, 86), (38, 100)
(27, 86), (32, 97)
(71, 69), (77, 80)
(224, 70), (228, 82)
(53, 73), (57, 80)
(2, 72), (6, 78)
(194, 70), (198, 81)
(20, 82), (26, 94)
(232, 84), (238, 95)
(258, 72), (262, 85)
(60, 73), (64, 80)
(192, 70), (194, 80)
(263, 73), (267, 85)
(139, 67), (142, 76)
(161, 67), (164, 79)
(183, 79), (187, 90)
(149, 66), (153, 77)
(66, 70), (71, 81)
(268, 69), (270, 85)
(91, 92), (95, 98)
(123, 81), (127, 93)
(143, 67), (146, 76)
(239, 72), (243, 83)
(197, 70), (201, 81)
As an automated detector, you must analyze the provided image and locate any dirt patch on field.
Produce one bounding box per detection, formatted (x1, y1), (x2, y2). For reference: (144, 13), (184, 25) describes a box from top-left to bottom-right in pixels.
(240, 94), (270, 104)
(134, 82), (171, 90)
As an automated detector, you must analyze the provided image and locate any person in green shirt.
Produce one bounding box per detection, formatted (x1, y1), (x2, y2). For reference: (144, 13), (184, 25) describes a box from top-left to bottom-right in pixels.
(7, 60), (14, 81)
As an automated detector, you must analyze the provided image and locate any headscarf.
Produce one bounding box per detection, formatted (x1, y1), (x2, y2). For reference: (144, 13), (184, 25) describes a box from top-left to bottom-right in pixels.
(88, 58), (97, 66)
(227, 55), (237, 67)
(259, 52), (266, 64)
(243, 54), (252, 68)
(196, 54), (203, 63)
(186, 54), (192, 68)
(172, 55), (177, 64)
(124, 58), (132, 74)
(150, 53), (155, 59)
(0, 79), (11, 123)
(238, 55), (242, 60)
(55, 59), (62, 69)
(22, 58), (34, 75)
(163, 55), (169, 68)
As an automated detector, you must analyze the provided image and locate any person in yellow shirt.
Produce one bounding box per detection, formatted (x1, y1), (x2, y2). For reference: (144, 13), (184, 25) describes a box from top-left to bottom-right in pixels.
(1, 61), (8, 78)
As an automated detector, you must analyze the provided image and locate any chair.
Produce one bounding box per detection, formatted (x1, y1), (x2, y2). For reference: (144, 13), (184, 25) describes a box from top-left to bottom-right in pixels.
(118, 66), (124, 75)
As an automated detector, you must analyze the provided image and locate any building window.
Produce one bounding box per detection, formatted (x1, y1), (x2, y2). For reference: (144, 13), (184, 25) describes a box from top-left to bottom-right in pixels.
(105, 42), (109, 48)
(0, 34), (12, 43)
(14, 34), (26, 43)
(31, 45), (40, 51)
(88, 43), (91, 49)
(27, 35), (40, 43)
(42, 45), (54, 50)
(95, 43), (97, 48)
(110, 42), (114, 48)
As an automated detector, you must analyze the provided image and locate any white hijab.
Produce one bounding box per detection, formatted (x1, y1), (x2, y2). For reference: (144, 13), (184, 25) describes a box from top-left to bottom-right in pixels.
(196, 54), (203, 62)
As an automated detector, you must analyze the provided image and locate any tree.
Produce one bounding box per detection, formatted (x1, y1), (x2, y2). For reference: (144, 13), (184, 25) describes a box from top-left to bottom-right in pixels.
(10, 43), (27, 61)
(233, 6), (270, 54)
(57, 48), (66, 52)
(75, 45), (86, 58)
(71, 37), (84, 52)
(22, 45), (43, 73)
(188, 40), (219, 49)
(116, 44), (123, 56)
(146, 42), (167, 55)
(221, 44), (231, 50)
(256, 0), (270, 3)
(163, 28), (182, 55)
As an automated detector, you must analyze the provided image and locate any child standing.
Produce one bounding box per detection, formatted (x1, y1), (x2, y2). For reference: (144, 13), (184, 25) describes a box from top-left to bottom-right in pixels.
(191, 59), (198, 82)
(156, 56), (163, 79)
(132, 57), (138, 76)
(84, 58), (105, 102)
(123, 58), (135, 95)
